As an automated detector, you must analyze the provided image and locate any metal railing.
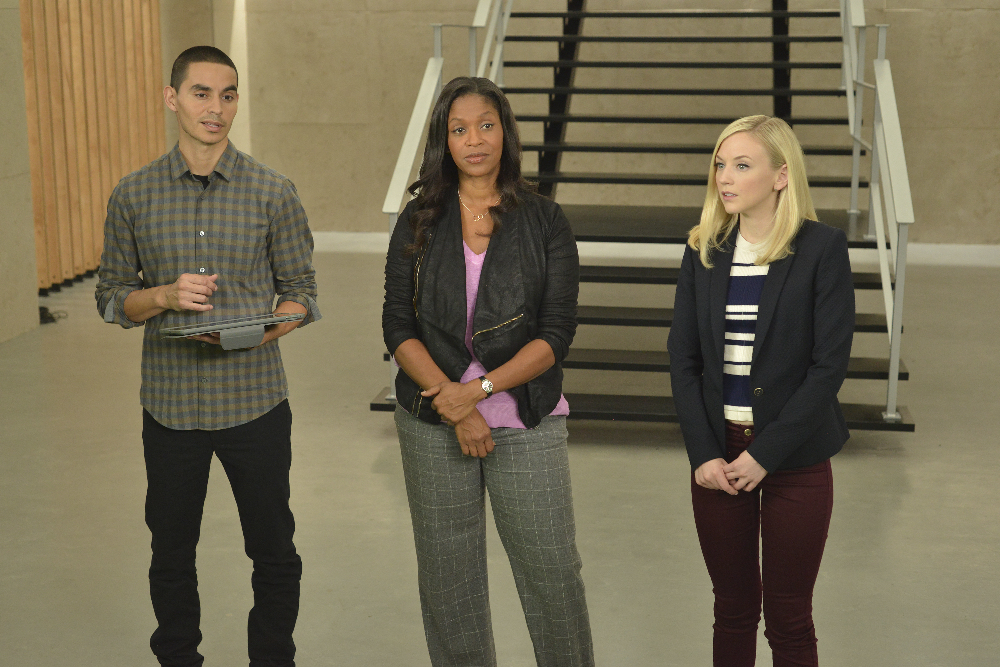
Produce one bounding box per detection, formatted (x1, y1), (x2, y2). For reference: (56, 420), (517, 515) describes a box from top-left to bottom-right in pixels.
(381, 0), (514, 401)
(840, 0), (915, 422)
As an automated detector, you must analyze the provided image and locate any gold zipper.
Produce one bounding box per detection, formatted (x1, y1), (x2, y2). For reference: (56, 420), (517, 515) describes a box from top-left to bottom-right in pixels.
(472, 313), (524, 339)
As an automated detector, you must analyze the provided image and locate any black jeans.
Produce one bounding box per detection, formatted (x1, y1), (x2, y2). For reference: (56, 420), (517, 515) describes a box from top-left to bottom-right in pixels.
(142, 400), (301, 667)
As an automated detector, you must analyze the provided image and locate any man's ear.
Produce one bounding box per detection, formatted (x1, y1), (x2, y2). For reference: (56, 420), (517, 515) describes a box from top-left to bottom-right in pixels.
(163, 85), (178, 112)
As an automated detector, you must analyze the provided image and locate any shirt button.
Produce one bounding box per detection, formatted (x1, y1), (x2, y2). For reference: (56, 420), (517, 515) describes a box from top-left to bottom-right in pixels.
(201, 377), (208, 383)
(200, 343), (207, 348)
(754, 387), (763, 396)
(199, 231), (206, 237)
(199, 267), (206, 273)
(744, 428), (753, 437)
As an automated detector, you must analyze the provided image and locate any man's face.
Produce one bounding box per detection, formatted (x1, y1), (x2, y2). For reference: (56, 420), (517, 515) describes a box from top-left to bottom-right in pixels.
(164, 61), (238, 149)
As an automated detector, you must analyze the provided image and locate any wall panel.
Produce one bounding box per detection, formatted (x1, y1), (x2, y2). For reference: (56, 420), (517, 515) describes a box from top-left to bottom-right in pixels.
(21, 0), (165, 291)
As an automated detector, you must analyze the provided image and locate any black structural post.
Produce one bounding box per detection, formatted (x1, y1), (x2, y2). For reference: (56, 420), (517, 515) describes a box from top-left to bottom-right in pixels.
(538, 0), (586, 198)
(772, 0), (792, 121)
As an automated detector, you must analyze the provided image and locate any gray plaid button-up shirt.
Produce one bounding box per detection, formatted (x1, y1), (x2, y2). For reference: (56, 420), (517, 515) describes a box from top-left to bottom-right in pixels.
(96, 142), (320, 430)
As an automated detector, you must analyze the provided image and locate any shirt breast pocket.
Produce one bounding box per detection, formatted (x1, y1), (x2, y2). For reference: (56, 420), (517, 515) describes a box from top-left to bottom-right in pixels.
(212, 212), (269, 281)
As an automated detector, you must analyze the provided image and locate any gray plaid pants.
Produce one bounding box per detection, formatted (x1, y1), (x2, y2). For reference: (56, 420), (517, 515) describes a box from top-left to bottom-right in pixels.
(395, 406), (594, 667)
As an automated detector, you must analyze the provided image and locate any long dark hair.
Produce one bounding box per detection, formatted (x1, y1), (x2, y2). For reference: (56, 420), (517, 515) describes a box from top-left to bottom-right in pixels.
(406, 77), (534, 253)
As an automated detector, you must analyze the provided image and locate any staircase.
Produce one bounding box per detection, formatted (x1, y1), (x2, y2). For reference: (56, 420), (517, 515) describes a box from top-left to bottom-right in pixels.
(370, 0), (914, 432)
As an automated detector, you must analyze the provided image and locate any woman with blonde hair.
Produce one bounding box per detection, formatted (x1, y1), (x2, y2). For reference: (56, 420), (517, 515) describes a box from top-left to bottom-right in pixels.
(668, 115), (855, 666)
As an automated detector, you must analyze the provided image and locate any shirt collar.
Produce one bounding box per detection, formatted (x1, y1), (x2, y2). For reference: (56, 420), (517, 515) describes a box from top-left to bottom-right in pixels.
(167, 141), (240, 182)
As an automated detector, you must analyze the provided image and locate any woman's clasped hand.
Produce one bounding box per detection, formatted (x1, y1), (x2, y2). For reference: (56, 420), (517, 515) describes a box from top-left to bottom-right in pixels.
(421, 380), (495, 456)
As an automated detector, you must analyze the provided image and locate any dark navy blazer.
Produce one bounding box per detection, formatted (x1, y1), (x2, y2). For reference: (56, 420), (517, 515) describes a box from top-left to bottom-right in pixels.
(668, 220), (856, 473)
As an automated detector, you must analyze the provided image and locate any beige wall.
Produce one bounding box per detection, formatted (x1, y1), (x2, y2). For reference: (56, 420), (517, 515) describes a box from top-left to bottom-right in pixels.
(159, 0), (215, 152)
(1, 0), (40, 344)
(873, 0), (1000, 243)
(155, 0), (997, 243)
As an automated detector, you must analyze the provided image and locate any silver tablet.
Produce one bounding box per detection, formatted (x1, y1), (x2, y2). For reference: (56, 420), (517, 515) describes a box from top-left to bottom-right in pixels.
(161, 312), (305, 338)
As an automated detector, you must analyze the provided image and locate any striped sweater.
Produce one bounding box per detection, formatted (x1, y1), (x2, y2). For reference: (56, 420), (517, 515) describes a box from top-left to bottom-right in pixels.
(723, 232), (769, 422)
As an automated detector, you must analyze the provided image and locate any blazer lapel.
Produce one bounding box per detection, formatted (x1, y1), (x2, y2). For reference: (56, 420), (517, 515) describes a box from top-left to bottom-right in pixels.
(710, 230), (737, 357)
(753, 252), (794, 361)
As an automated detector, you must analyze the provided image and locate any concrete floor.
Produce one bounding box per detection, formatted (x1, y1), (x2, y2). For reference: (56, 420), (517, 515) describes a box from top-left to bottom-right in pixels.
(1, 250), (998, 666)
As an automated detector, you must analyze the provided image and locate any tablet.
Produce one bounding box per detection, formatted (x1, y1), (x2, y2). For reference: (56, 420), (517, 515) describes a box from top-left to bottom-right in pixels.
(161, 312), (305, 338)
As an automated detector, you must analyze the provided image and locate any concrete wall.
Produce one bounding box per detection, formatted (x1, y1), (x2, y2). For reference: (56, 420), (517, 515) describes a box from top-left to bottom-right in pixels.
(159, 0), (215, 152)
(0, 0), (40, 345)
(875, 0), (1000, 243)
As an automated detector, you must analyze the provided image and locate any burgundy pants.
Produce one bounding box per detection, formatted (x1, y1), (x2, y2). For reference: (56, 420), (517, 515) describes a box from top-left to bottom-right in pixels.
(691, 422), (833, 667)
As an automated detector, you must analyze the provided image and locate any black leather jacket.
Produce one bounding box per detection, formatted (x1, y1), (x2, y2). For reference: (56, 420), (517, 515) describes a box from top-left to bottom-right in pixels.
(382, 191), (579, 428)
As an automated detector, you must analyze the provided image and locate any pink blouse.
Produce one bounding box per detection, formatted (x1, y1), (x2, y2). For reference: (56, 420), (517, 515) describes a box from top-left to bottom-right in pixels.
(461, 241), (570, 429)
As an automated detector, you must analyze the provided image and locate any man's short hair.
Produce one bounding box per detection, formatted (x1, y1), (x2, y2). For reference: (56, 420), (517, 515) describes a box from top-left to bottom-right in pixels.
(170, 46), (238, 91)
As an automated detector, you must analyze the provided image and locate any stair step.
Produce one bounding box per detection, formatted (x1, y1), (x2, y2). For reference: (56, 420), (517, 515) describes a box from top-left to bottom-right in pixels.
(523, 142), (856, 156)
(562, 348), (908, 380)
(504, 86), (845, 97)
(510, 10), (841, 19)
(525, 172), (865, 188)
(579, 265), (885, 289)
(561, 393), (915, 432)
(517, 114), (848, 125)
(504, 60), (842, 69)
(369, 389), (915, 433)
(562, 205), (875, 248)
(577, 306), (892, 333)
(505, 35), (842, 44)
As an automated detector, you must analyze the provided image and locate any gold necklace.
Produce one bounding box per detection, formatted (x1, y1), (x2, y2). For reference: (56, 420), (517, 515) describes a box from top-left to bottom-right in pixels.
(459, 192), (499, 223)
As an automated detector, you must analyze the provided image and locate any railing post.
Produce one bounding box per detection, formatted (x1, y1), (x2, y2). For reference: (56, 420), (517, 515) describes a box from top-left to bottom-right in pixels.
(468, 26), (477, 76)
(772, 0), (791, 120)
(883, 223), (908, 422)
(849, 26), (866, 219)
(386, 212), (399, 401)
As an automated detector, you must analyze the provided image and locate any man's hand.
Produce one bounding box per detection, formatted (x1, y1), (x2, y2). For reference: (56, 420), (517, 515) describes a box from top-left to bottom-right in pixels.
(454, 409), (495, 458)
(694, 458), (738, 496)
(162, 273), (218, 312)
(723, 451), (767, 493)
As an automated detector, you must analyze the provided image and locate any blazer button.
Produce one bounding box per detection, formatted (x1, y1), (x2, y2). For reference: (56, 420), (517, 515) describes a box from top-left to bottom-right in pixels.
(753, 387), (763, 396)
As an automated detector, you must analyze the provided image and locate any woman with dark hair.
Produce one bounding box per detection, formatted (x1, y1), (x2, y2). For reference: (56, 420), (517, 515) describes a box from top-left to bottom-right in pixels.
(382, 77), (594, 666)
(669, 115), (856, 666)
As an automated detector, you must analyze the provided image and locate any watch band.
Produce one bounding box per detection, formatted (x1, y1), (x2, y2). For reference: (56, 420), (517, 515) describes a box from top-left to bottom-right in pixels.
(479, 376), (494, 398)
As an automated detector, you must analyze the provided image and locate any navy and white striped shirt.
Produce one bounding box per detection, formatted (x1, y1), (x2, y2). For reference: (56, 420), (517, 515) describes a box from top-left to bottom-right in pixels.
(723, 233), (769, 422)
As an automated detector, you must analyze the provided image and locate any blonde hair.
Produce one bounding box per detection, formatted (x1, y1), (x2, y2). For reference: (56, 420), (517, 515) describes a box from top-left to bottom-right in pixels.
(688, 115), (817, 268)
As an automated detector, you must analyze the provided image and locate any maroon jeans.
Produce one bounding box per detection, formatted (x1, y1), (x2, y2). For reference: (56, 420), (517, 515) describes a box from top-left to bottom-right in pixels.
(691, 422), (834, 667)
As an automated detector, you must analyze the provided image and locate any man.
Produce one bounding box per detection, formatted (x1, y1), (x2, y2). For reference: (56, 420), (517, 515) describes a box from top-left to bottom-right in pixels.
(95, 46), (319, 667)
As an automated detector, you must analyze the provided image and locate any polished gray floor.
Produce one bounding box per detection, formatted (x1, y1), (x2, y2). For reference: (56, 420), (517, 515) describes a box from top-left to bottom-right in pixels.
(1, 251), (998, 666)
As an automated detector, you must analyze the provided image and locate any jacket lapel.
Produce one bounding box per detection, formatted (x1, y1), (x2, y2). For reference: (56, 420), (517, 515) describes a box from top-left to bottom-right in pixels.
(474, 211), (523, 331)
(419, 194), (467, 340)
(710, 229), (736, 357)
(753, 251), (794, 361)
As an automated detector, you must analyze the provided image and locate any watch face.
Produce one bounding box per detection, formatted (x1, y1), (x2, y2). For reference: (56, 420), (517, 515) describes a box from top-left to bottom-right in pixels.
(482, 378), (493, 393)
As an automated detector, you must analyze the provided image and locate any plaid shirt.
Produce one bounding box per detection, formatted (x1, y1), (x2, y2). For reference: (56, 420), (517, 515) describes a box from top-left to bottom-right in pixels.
(96, 142), (320, 430)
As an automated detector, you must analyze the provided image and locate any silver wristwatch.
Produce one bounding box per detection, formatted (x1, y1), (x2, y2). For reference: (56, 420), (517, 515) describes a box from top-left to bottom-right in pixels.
(479, 376), (494, 398)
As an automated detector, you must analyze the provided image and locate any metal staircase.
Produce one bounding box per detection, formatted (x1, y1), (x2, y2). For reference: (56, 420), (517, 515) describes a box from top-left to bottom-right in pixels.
(371, 0), (915, 432)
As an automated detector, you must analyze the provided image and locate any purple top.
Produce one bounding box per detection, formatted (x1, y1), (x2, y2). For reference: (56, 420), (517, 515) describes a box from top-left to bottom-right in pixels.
(461, 241), (570, 428)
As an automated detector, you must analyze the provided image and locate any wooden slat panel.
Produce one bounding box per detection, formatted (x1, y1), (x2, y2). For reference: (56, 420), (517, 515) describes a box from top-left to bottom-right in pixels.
(20, 0), (50, 289)
(111, 0), (130, 174)
(66, 0), (94, 270)
(101, 0), (123, 189)
(23, 0), (166, 289)
(120, 0), (145, 173)
(55, 0), (84, 277)
(42, 0), (74, 282)
(78, 0), (107, 264)
(141, 0), (163, 156)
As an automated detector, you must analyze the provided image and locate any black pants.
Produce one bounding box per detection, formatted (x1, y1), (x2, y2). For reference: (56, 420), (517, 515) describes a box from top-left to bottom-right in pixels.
(142, 400), (301, 667)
